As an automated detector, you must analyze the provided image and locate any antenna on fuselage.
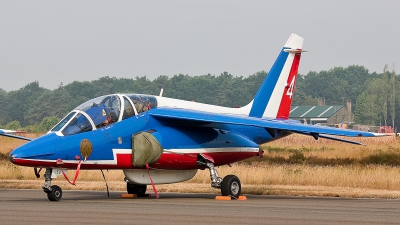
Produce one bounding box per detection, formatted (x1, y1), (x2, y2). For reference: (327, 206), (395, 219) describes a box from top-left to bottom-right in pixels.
(159, 88), (164, 97)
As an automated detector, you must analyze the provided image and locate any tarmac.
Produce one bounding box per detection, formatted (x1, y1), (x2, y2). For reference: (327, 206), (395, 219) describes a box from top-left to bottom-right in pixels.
(0, 189), (399, 225)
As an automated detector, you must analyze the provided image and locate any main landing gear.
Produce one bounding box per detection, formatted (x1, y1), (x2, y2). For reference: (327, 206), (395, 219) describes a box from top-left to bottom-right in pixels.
(42, 168), (63, 201)
(125, 178), (147, 197)
(220, 175), (241, 198)
(197, 155), (242, 199)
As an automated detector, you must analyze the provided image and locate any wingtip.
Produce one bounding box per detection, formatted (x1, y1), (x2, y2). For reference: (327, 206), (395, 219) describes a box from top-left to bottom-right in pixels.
(371, 132), (389, 137)
(357, 132), (388, 137)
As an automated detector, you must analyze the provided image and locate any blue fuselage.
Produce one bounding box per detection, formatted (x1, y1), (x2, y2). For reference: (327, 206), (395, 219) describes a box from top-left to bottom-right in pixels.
(9, 111), (289, 169)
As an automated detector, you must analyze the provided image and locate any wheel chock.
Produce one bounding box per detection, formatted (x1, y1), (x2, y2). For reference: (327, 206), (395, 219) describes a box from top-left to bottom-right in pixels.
(215, 195), (247, 201)
(237, 196), (247, 201)
(215, 196), (232, 200)
(122, 193), (152, 198)
(122, 194), (137, 198)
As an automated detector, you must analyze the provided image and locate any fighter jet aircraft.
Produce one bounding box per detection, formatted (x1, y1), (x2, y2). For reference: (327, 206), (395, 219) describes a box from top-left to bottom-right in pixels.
(2, 34), (380, 201)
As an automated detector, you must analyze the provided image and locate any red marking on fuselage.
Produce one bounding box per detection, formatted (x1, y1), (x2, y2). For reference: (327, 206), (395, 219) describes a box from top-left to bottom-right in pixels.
(12, 151), (259, 170)
(276, 53), (302, 119)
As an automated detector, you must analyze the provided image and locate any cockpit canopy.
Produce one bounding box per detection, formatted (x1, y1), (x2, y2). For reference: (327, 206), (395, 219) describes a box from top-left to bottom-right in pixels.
(50, 94), (157, 136)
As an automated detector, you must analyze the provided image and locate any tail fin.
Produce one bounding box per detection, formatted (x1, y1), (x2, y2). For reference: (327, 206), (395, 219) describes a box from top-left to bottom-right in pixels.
(248, 33), (304, 119)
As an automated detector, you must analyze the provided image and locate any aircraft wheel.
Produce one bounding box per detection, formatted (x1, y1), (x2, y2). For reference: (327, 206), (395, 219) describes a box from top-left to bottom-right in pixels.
(221, 175), (241, 199)
(127, 183), (147, 197)
(47, 185), (62, 201)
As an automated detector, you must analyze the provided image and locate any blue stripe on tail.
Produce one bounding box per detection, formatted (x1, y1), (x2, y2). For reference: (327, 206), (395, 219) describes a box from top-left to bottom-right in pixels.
(248, 48), (289, 118)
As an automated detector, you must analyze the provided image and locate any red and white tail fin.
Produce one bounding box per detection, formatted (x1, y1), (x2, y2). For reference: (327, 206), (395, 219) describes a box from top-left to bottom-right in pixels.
(248, 33), (304, 119)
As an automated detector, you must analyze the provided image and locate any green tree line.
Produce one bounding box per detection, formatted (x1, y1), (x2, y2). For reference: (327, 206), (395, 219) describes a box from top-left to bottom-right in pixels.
(0, 65), (398, 132)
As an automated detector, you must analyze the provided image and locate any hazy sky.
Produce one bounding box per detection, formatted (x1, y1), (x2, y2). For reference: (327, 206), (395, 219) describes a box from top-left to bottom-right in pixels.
(1, 1), (399, 91)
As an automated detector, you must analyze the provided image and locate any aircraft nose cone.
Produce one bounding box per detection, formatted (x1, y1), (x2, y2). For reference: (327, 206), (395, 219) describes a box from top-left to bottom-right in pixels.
(8, 132), (59, 165)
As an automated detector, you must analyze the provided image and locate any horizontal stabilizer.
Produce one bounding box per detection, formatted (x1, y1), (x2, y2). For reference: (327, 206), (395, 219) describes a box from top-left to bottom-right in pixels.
(318, 134), (363, 145)
(289, 130), (363, 145)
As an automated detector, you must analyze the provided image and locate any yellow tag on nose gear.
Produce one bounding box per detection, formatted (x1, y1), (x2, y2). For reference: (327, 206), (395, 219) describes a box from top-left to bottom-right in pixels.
(80, 139), (93, 160)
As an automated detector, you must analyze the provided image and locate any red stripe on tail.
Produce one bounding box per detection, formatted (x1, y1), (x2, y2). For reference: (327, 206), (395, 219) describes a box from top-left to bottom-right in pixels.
(276, 53), (302, 119)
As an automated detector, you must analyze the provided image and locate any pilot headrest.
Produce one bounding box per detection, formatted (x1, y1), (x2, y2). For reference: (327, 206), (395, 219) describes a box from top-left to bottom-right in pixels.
(85, 104), (110, 126)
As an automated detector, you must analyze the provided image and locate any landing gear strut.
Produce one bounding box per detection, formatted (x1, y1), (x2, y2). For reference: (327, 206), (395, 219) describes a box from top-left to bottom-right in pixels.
(197, 155), (242, 199)
(207, 162), (222, 188)
(43, 168), (62, 201)
(125, 178), (147, 197)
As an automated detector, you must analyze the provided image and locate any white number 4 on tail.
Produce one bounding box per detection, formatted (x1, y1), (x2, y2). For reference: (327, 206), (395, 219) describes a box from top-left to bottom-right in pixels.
(286, 75), (296, 99)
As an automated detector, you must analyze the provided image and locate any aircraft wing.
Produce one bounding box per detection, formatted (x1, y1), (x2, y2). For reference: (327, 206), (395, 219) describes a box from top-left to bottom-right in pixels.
(148, 108), (383, 145)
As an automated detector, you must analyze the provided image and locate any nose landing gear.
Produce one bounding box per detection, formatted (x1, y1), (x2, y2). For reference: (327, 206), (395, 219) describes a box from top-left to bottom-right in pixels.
(46, 185), (62, 201)
(42, 168), (63, 201)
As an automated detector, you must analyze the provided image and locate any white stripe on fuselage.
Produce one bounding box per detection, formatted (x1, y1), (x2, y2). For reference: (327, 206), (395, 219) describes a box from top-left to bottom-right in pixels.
(164, 147), (259, 154)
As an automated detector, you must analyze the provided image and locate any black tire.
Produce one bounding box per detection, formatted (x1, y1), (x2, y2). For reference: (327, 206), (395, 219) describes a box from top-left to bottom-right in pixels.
(221, 175), (241, 199)
(127, 183), (147, 197)
(47, 185), (62, 201)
